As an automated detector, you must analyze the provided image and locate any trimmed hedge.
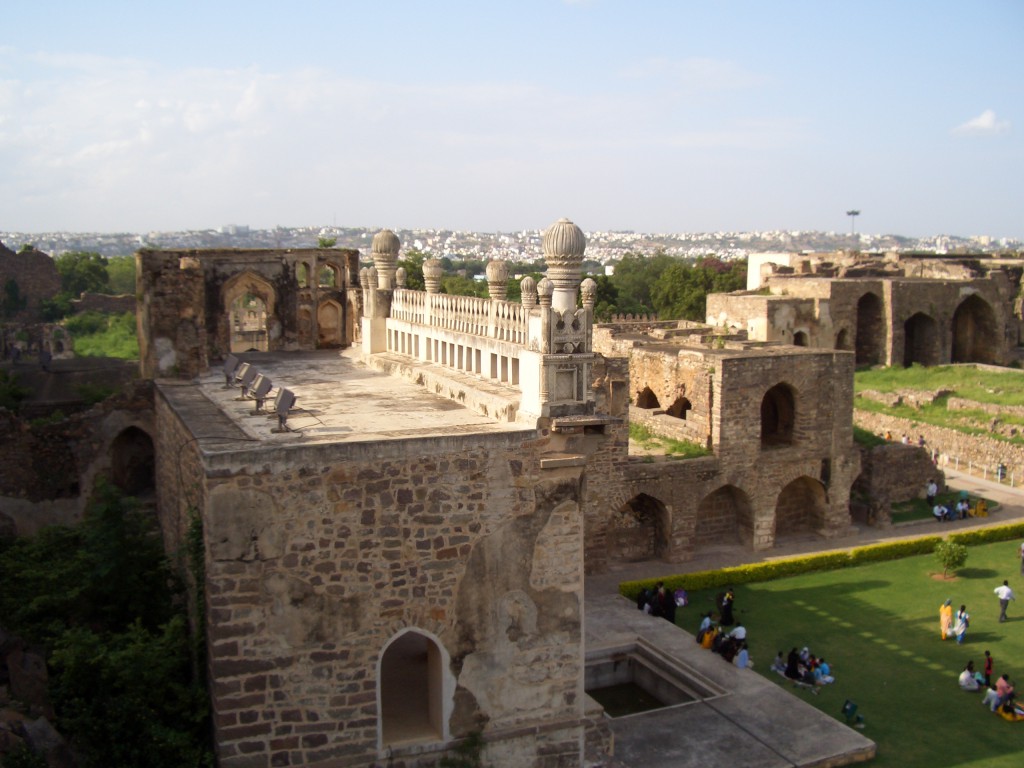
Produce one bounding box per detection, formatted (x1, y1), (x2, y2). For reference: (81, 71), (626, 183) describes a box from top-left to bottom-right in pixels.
(619, 522), (1024, 602)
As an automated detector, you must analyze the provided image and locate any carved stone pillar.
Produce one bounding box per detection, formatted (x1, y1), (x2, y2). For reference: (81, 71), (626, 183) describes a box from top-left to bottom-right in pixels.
(542, 218), (586, 314)
(371, 229), (400, 290)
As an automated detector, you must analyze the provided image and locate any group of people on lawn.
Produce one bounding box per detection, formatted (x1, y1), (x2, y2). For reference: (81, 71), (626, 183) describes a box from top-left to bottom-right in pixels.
(771, 646), (835, 687)
(948, 560), (1024, 720)
(691, 587), (753, 669)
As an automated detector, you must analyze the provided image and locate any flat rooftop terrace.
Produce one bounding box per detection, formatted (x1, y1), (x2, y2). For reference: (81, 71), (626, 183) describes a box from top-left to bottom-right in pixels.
(159, 350), (529, 455)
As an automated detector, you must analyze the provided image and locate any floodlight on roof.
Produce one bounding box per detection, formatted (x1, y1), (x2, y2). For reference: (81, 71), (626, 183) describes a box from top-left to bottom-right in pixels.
(250, 374), (274, 414)
(235, 364), (259, 400)
(223, 354), (241, 387)
(272, 388), (297, 433)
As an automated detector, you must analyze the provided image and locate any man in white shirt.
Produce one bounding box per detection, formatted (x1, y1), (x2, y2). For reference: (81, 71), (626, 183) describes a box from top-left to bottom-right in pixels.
(994, 580), (1015, 623)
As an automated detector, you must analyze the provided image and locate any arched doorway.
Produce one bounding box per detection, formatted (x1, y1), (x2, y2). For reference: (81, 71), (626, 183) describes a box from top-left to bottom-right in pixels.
(760, 383), (796, 447)
(792, 331), (808, 347)
(379, 630), (450, 747)
(695, 485), (753, 546)
(835, 328), (850, 351)
(903, 312), (939, 367)
(607, 493), (669, 562)
(110, 426), (155, 496)
(855, 293), (884, 366)
(224, 272), (277, 354)
(774, 476), (827, 537)
(951, 294), (999, 364)
(317, 300), (344, 348)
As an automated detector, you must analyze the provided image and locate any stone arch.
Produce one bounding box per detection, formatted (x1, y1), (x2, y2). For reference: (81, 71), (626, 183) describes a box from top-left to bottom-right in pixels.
(903, 312), (939, 367)
(855, 292), (884, 366)
(635, 386), (660, 409)
(378, 628), (453, 750)
(792, 330), (808, 347)
(223, 271), (277, 354)
(774, 475), (827, 536)
(317, 299), (344, 348)
(109, 426), (155, 496)
(835, 328), (850, 351)
(606, 493), (670, 562)
(951, 294), (999, 364)
(318, 263), (341, 288)
(695, 485), (753, 547)
(760, 383), (796, 447)
(296, 262), (310, 288)
(665, 396), (692, 420)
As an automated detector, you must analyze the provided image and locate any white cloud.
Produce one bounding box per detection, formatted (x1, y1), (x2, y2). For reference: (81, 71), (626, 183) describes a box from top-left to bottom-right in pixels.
(952, 109), (1010, 136)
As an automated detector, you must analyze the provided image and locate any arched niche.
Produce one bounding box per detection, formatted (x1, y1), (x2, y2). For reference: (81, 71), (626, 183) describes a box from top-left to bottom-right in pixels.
(607, 493), (670, 562)
(223, 271), (277, 354)
(760, 383), (796, 448)
(317, 299), (343, 348)
(835, 328), (850, 351)
(378, 629), (452, 749)
(903, 312), (939, 367)
(855, 292), (884, 366)
(951, 294), (998, 364)
(774, 476), (827, 537)
(318, 263), (341, 288)
(109, 426), (155, 496)
(296, 262), (310, 288)
(695, 485), (753, 546)
(792, 331), (808, 347)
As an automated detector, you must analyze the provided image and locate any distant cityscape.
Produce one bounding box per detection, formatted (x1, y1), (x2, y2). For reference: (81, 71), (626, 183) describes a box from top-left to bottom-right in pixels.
(1, 225), (1018, 265)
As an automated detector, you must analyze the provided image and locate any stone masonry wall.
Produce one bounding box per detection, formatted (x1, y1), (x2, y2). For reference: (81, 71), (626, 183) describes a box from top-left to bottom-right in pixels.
(853, 410), (1024, 484)
(0, 245), (61, 321)
(155, 387), (587, 768)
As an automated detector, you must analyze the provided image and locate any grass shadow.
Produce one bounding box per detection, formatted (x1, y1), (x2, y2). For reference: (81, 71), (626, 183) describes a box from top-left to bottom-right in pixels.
(957, 568), (999, 579)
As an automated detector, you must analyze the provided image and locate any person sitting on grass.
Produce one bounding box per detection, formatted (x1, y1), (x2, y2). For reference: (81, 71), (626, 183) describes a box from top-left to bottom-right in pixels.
(814, 657), (835, 685)
(771, 651), (786, 674)
(734, 641), (753, 669)
(959, 661), (982, 692)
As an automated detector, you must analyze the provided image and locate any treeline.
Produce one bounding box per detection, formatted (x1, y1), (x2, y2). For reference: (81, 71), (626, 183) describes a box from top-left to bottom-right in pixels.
(394, 251), (747, 322)
(42, 251), (135, 321)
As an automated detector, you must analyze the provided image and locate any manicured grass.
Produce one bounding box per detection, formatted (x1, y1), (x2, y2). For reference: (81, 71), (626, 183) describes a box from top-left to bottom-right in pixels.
(678, 541), (1024, 767)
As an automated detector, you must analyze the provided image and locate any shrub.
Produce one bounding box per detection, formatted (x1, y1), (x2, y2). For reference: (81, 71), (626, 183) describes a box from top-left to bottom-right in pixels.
(935, 540), (968, 577)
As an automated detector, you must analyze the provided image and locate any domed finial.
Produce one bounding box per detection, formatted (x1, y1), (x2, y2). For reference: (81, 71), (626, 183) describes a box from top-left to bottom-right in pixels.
(542, 218), (586, 312)
(395, 266), (407, 289)
(520, 275), (537, 310)
(423, 258), (443, 294)
(486, 260), (509, 301)
(371, 229), (400, 289)
(580, 277), (597, 310)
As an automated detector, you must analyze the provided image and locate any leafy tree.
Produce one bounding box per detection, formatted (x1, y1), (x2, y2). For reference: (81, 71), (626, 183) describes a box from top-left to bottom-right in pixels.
(441, 275), (489, 298)
(317, 236), (337, 248)
(934, 540), (968, 577)
(0, 370), (29, 410)
(399, 249), (427, 291)
(17, 243), (35, 254)
(609, 252), (675, 315)
(39, 294), (73, 321)
(105, 256), (137, 295)
(54, 251), (109, 297)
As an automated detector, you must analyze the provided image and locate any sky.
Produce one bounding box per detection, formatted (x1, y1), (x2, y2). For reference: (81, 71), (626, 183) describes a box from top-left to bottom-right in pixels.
(2, 0), (1022, 239)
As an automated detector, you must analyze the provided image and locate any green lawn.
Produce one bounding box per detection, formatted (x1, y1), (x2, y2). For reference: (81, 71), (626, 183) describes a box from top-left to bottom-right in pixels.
(678, 541), (1024, 767)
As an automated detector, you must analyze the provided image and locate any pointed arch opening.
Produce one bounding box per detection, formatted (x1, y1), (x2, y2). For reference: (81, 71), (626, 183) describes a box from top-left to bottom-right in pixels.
(855, 292), (884, 366)
(665, 396), (692, 420)
(696, 485), (753, 547)
(635, 386), (660, 409)
(903, 312), (939, 367)
(317, 299), (344, 348)
(607, 493), (670, 562)
(774, 476), (827, 537)
(952, 294), (999, 364)
(760, 383), (796, 448)
(318, 263), (341, 288)
(224, 272), (277, 354)
(379, 629), (451, 748)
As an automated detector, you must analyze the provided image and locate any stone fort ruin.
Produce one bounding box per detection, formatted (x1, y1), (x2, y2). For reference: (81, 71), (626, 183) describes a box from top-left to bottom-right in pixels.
(133, 219), (895, 766)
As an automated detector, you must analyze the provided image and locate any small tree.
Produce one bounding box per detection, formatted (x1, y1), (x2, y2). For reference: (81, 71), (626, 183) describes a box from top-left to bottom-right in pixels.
(935, 540), (968, 578)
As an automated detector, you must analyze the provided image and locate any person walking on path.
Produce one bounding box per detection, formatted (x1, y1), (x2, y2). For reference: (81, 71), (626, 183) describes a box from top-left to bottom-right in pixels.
(995, 580), (1015, 623)
(940, 599), (954, 640)
(1019, 540), (1024, 576)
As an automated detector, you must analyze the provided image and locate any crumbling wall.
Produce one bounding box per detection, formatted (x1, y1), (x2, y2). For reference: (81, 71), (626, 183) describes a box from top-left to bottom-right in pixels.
(0, 243), (61, 321)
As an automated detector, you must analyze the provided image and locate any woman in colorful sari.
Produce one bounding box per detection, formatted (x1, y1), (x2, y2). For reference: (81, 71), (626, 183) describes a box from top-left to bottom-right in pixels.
(940, 599), (953, 640)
